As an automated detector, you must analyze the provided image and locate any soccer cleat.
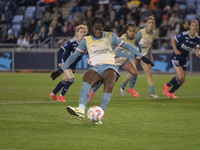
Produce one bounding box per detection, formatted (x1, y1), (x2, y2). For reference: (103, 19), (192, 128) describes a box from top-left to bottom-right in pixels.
(66, 106), (84, 119)
(58, 95), (65, 102)
(163, 83), (170, 96)
(94, 121), (102, 125)
(49, 93), (59, 101)
(167, 92), (178, 99)
(119, 86), (125, 96)
(88, 90), (94, 101)
(128, 88), (139, 98)
(149, 93), (159, 98)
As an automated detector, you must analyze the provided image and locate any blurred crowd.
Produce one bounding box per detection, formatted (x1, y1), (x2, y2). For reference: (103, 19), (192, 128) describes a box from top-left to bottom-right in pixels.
(0, 0), (199, 50)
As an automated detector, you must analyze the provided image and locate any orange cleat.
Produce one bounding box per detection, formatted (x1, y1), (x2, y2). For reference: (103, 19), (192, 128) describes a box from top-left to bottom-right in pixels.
(49, 93), (59, 101)
(167, 92), (178, 99)
(163, 83), (170, 96)
(58, 95), (66, 102)
(88, 90), (94, 101)
(128, 88), (139, 98)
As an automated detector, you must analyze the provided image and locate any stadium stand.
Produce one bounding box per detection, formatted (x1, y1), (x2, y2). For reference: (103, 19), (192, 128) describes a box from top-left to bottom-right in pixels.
(14, 6), (25, 15)
(12, 15), (23, 24)
(0, 0), (200, 50)
(11, 24), (21, 38)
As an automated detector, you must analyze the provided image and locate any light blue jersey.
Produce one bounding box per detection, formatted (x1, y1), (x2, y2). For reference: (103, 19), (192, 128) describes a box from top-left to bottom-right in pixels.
(136, 28), (156, 57)
(61, 32), (143, 71)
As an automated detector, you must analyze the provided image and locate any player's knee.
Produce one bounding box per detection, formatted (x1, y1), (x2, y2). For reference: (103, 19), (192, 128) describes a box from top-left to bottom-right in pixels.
(61, 80), (67, 84)
(83, 76), (90, 83)
(178, 76), (185, 83)
(146, 72), (152, 77)
(104, 86), (113, 93)
(131, 71), (137, 76)
(68, 78), (74, 83)
(179, 77), (185, 83)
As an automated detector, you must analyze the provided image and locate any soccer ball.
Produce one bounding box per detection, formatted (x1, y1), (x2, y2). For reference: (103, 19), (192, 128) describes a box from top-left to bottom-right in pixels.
(87, 106), (104, 122)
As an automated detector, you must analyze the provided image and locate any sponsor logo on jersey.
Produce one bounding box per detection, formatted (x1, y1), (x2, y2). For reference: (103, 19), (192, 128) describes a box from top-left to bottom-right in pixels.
(93, 48), (110, 54)
(181, 44), (193, 51)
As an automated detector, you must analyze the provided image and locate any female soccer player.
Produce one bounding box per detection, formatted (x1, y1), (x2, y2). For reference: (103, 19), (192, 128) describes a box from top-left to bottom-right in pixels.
(51, 17), (154, 124)
(88, 23), (141, 101)
(120, 16), (159, 98)
(49, 25), (88, 102)
(163, 19), (200, 98)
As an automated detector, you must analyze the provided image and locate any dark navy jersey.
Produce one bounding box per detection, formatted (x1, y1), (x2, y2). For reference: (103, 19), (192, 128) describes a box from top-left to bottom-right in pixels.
(57, 37), (84, 70)
(173, 31), (200, 59)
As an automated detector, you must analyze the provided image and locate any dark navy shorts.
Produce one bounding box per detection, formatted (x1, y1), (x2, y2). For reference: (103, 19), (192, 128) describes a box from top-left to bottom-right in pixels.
(170, 54), (187, 71)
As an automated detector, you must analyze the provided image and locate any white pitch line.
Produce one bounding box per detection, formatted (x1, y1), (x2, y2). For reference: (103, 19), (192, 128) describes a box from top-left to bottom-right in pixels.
(113, 95), (200, 101)
(0, 96), (200, 105)
(0, 100), (64, 105)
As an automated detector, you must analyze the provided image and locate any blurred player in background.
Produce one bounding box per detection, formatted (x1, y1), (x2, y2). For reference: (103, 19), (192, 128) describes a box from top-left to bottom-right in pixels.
(120, 16), (159, 98)
(163, 19), (200, 98)
(50, 17), (154, 124)
(49, 25), (88, 102)
(88, 22), (141, 101)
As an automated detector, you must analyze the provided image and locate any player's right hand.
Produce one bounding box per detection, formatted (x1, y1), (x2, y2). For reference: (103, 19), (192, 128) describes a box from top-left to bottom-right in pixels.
(174, 50), (181, 55)
(50, 69), (63, 80)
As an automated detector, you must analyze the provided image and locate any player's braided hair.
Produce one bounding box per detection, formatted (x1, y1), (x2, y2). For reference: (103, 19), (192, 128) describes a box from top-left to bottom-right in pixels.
(88, 17), (111, 34)
(91, 17), (105, 27)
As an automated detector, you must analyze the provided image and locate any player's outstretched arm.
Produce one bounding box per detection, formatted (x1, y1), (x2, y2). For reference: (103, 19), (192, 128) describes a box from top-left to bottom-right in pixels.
(121, 41), (143, 58)
(115, 48), (135, 58)
(120, 41), (154, 66)
(50, 50), (82, 80)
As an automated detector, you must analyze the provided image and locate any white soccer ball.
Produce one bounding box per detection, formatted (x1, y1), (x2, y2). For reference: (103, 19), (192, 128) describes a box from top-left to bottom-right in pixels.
(87, 106), (104, 122)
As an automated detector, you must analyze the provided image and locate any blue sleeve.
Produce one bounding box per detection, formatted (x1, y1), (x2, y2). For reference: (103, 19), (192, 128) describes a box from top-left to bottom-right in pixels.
(57, 47), (65, 63)
(175, 32), (183, 42)
(136, 31), (142, 47)
(61, 50), (82, 71)
(57, 41), (71, 63)
(115, 48), (135, 58)
(121, 42), (143, 58)
(111, 33), (124, 47)
(76, 38), (87, 51)
(62, 41), (71, 51)
(135, 39), (142, 52)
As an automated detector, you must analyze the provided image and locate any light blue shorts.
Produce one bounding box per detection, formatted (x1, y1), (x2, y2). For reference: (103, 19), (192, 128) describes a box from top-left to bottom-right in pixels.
(119, 58), (132, 69)
(90, 64), (120, 77)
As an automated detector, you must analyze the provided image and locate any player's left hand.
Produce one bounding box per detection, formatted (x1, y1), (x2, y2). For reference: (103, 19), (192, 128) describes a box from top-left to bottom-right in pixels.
(51, 69), (63, 80)
(141, 56), (155, 66)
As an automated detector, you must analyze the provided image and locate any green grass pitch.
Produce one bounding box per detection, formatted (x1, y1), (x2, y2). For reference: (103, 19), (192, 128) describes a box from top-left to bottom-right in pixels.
(0, 72), (200, 150)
